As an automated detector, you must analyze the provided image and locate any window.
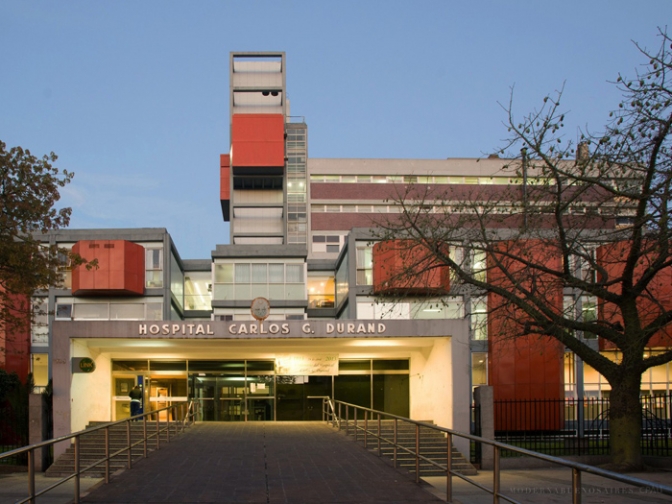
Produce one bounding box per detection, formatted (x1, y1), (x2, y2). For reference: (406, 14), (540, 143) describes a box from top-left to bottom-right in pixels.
(56, 303), (73, 320)
(471, 297), (488, 340)
(31, 298), (49, 346)
(410, 297), (464, 319)
(471, 249), (487, 282)
(146, 248), (163, 288)
(356, 244), (373, 285)
(212, 262), (305, 301)
(308, 273), (335, 308)
(72, 301), (162, 321)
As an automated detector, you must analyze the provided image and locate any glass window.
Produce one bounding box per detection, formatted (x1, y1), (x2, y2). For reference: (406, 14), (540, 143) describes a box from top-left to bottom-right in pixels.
(471, 297), (488, 340)
(356, 245), (373, 285)
(55, 303), (72, 320)
(235, 264), (250, 283)
(251, 264), (267, 283)
(170, 253), (184, 311)
(581, 296), (598, 339)
(472, 353), (488, 387)
(269, 264), (284, 283)
(113, 360), (149, 371)
(146, 303), (163, 320)
(31, 298), (49, 346)
(286, 264), (303, 283)
(184, 272), (212, 311)
(110, 303), (145, 320)
(472, 249), (487, 282)
(214, 264), (233, 283)
(307, 273), (335, 308)
(145, 248), (163, 288)
(74, 303), (110, 320)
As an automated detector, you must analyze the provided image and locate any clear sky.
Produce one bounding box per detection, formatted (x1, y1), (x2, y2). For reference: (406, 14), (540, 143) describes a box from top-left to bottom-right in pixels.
(1, 1), (670, 259)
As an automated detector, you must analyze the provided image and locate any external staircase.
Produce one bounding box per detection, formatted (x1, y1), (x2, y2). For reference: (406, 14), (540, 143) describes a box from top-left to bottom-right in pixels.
(346, 419), (478, 476)
(45, 421), (178, 478)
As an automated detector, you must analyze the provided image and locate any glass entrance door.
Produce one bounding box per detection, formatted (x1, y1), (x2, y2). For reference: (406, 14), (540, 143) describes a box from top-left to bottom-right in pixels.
(189, 360), (275, 421)
(276, 376), (332, 420)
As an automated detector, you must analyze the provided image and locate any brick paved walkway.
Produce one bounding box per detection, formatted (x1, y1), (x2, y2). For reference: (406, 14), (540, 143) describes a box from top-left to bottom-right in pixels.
(80, 422), (442, 503)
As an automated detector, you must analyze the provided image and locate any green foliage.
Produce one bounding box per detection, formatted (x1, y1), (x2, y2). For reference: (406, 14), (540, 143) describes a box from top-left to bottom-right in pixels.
(0, 140), (85, 334)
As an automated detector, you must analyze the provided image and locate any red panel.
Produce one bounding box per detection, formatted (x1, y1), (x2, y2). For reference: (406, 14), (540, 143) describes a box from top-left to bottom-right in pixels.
(0, 292), (31, 383)
(72, 240), (145, 296)
(487, 240), (565, 430)
(220, 155), (231, 200)
(372, 240), (450, 295)
(231, 114), (284, 167)
(597, 241), (672, 350)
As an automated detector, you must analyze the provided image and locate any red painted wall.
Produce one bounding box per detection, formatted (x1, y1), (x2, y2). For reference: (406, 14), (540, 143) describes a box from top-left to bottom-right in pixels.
(487, 240), (565, 429)
(72, 240), (145, 296)
(597, 241), (672, 349)
(372, 240), (450, 295)
(231, 114), (284, 167)
(220, 154), (230, 200)
(0, 292), (31, 382)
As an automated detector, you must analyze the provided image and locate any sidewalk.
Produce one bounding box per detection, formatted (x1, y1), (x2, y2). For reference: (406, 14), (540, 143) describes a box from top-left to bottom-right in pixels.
(0, 470), (102, 504)
(424, 467), (672, 503)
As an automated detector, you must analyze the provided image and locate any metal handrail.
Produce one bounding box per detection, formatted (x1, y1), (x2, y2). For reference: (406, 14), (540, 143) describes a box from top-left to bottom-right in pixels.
(307, 395), (340, 429)
(0, 400), (199, 504)
(331, 400), (672, 504)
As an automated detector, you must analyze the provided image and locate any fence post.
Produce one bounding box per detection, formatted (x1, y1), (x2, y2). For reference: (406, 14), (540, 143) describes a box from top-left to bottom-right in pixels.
(27, 448), (35, 504)
(572, 467), (582, 504)
(104, 426), (110, 484)
(474, 386), (494, 470)
(415, 423), (420, 484)
(74, 436), (81, 504)
(143, 415), (148, 458)
(446, 432), (453, 503)
(126, 421), (132, 469)
(393, 418), (398, 468)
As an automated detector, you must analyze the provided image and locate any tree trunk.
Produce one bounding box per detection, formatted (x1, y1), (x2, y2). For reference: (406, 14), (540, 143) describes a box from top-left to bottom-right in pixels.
(608, 373), (643, 470)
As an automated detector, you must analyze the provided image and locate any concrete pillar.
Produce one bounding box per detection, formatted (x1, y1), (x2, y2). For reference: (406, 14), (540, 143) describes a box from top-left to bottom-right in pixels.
(473, 386), (494, 470)
(28, 393), (48, 472)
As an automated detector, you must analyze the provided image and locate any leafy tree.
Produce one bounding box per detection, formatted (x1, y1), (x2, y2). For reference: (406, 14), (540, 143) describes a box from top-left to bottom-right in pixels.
(372, 30), (672, 470)
(0, 140), (82, 341)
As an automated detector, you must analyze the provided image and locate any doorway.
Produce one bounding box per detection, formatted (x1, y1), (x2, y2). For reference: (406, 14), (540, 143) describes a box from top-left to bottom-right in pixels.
(276, 376), (332, 421)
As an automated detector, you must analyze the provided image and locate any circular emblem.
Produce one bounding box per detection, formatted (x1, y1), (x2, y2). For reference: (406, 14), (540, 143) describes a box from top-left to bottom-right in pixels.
(250, 297), (271, 321)
(78, 357), (96, 373)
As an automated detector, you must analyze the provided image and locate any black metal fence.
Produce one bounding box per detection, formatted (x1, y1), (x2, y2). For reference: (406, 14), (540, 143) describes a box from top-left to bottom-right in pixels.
(482, 394), (671, 459)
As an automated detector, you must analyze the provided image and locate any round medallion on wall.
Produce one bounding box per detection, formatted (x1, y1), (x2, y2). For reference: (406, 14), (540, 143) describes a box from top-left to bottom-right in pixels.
(250, 297), (271, 321)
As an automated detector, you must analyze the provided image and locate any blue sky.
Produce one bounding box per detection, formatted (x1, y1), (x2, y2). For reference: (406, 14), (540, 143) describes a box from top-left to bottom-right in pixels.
(1, 1), (670, 259)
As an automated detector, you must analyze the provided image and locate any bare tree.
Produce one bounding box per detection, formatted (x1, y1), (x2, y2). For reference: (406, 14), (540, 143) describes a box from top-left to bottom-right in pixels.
(372, 30), (672, 470)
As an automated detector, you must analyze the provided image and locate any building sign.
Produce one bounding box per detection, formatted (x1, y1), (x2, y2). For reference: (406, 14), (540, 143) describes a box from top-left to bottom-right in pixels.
(72, 357), (96, 373)
(137, 321), (388, 337)
(275, 354), (339, 376)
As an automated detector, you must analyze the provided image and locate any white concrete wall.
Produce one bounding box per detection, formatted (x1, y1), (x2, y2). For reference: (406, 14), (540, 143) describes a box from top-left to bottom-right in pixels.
(409, 335), (471, 457)
(410, 339), (452, 427)
(70, 342), (112, 432)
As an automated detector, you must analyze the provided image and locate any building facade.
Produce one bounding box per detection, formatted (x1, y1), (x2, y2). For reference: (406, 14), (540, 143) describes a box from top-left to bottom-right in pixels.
(7, 52), (669, 459)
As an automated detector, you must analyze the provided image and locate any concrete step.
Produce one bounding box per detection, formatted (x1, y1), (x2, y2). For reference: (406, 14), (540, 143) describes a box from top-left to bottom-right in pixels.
(348, 420), (478, 477)
(45, 422), (178, 478)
